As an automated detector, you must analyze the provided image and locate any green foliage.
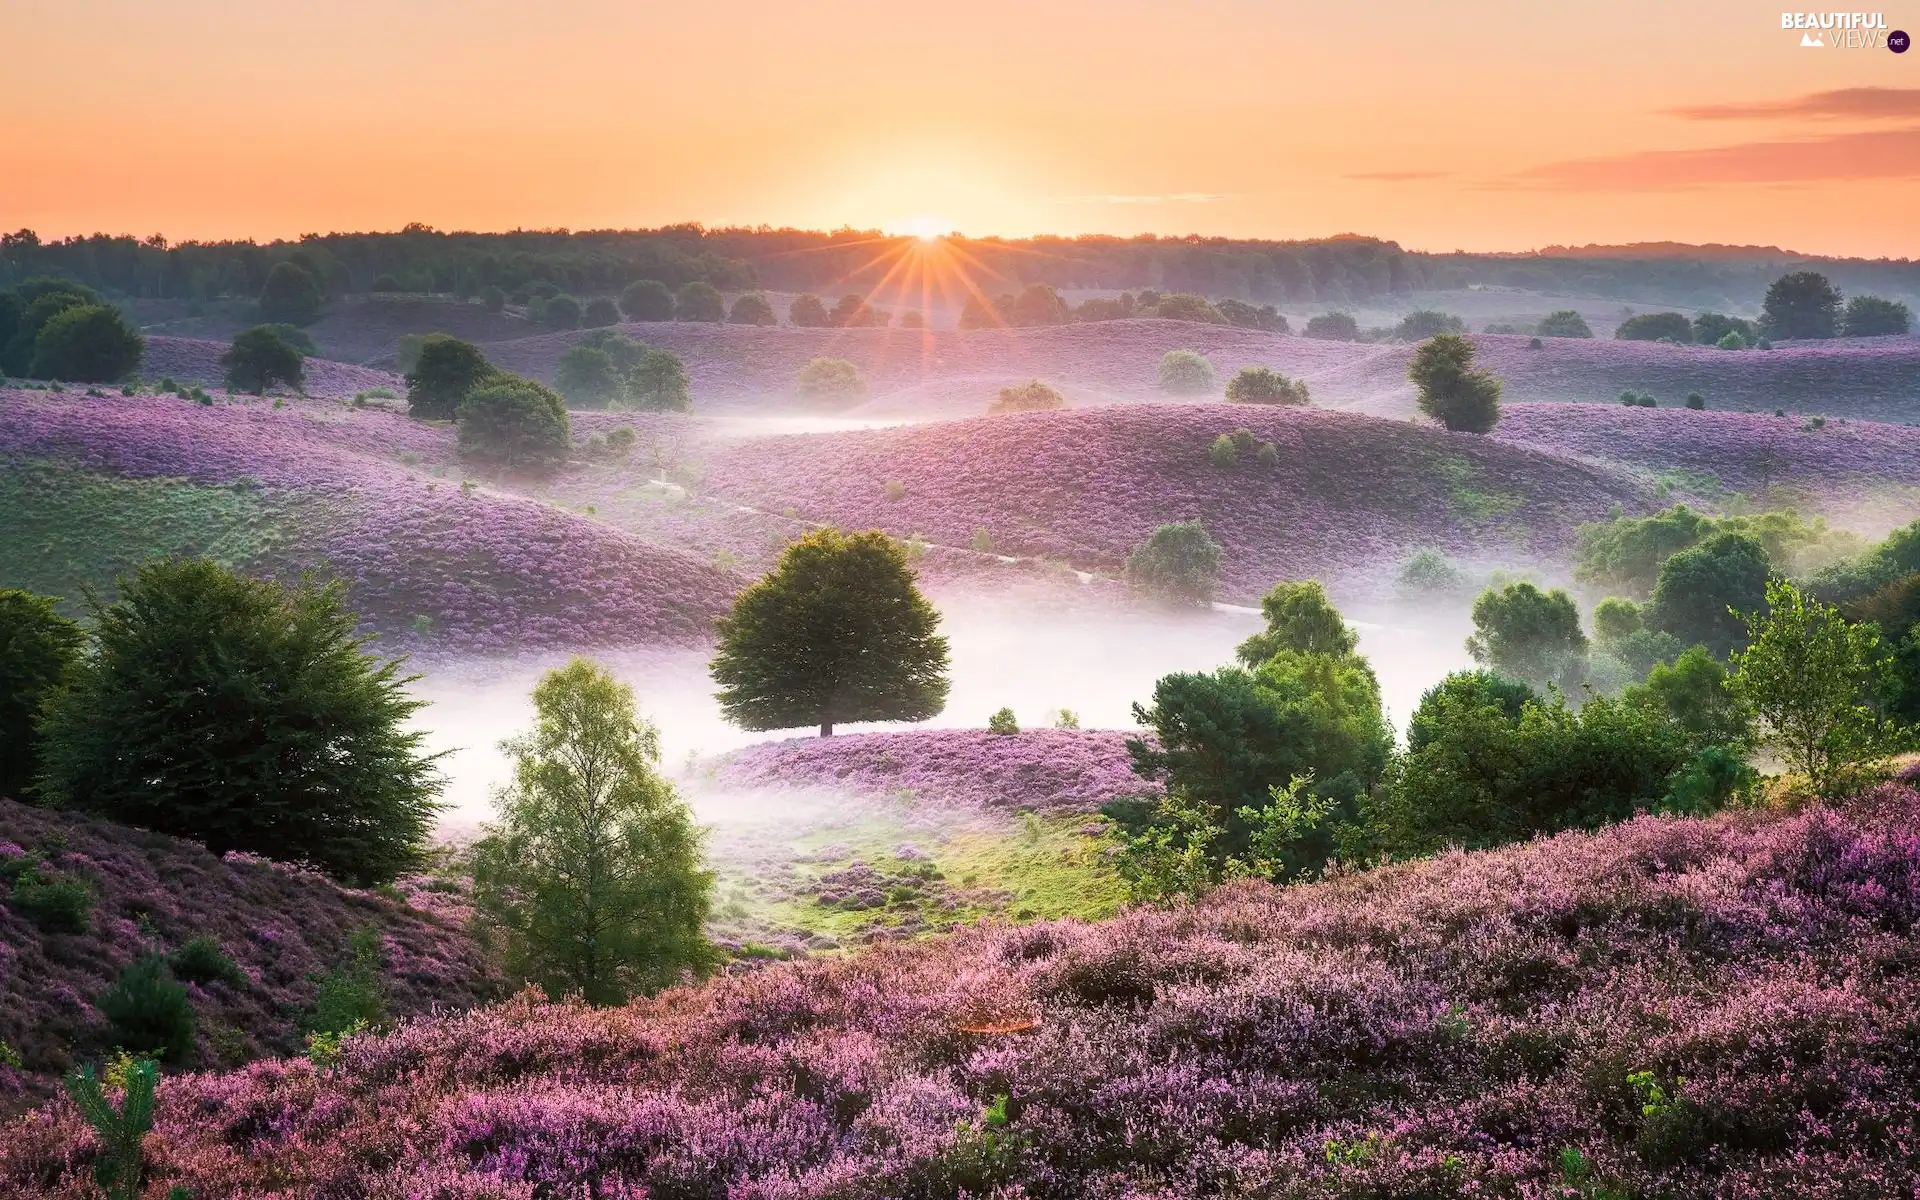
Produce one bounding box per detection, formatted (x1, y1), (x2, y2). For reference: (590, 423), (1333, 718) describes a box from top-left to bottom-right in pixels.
(729, 293), (777, 325)
(1660, 745), (1758, 815)
(168, 935), (246, 989)
(675, 281), (725, 322)
(1216, 298), (1287, 331)
(1841, 294), (1911, 337)
(540, 294), (581, 328)
(1731, 578), (1905, 795)
(0, 588), (82, 799)
(987, 379), (1065, 414)
(1625, 645), (1754, 751)
(258, 261), (324, 326)
(1576, 505), (1852, 597)
(1692, 312), (1755, 345)
(1714, 330), (1748, 350)
(626, 348), (692, 412)
(458, 375), (571, 470)
(555, 343), (624, 409)
(619, 279), (674, 321)
(1155, 349), (1214, 394)
(35, 559), (443, 884)
(100, 954), (197, 1064)
(1207, 434), (1238, 467)
(1123, 521), (1223, 606)
(473, 659), (717, 1003)
(1761, 271), (1842, 340)
(1395, 310), (1467, 340)
(1536, 310), (1593, 338)
(711, 529), (950, 737)
(987, 706), (1020, 734)
(6, 861), (95, 932)
(1112, 773), (1327, 902)
(830, 293), (887, 327)
(306, 925), (388, 1036)
(64, 1059), (160, 1200)
(1236, 579), (1357, 665)
(581, 296), (620, 327)
(1304, 312), (1359, 341)
(1591, 596), (1684, 680)
(1645, 532), (1771, 659)
(1224, 365), (1309, 405)
(1685, 391), (1706, 410)
(1466, 582), (1589, 694)
(220, 325), (305, 395)
(1409, 334), (1502, 433)
(29, 304), (142, 383)
(796, 356), (866, 401)
(1619, 389), (1657, 408)
(1396, 548), (1466, 598)
(1, 279), (101, 374)
(404, 334), (494, 420)
(480, 284), (507, 313)
(1149, 293), (1227, 324)
(789, 293), (831, 327)
(1614, 312), (1693, 342)
(1053, 707), (1080, 729)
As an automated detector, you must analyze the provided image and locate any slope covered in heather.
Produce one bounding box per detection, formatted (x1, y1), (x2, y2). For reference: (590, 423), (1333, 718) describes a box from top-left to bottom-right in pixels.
(136, 336), (405, 399)
(8, 785), (1919, 1197)
(0, 800), (499, 1118)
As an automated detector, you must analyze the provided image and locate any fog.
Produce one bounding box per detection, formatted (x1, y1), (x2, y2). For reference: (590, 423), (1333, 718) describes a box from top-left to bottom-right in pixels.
(413, 593), (1475, 833)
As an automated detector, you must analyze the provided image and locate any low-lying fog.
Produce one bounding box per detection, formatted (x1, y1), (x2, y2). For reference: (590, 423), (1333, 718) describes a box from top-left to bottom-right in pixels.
(414, 594), (1474, 832)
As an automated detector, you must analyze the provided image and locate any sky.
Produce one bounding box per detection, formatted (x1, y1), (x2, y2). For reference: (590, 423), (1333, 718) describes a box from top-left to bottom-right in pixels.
(2, 0), (1917, 255)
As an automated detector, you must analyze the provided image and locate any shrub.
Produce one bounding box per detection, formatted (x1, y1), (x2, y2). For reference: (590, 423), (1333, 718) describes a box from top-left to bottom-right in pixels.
(1620, 389), (1657, 407)
(1715, 330), (1748, 350)
(1123, 521), (1223, 606)
(35, 558), (444, 884)
(404, 334), (493, 420)
(6, 864), (95, 933)
(1207, 434), (1239, 467)
(1645, 531), (1771, 659)
(555, 344), (624, 409)
(220, 325), (305, 395)
(1303, 312), (1359, 341)
(1841, 295), (1911, 337)
(1395, 310), (1467, 341)
(1467, 582), (1589, 694)
(1224, 366), (1308, 405)
(1156, 350), (1214, 395)
(1692, 312), (1755, 345)
(582, 297), (621, 328)
(393, 333), (427, 375)
(480, 284), (507, 313)
(1409, 334), (1502, 433)
(897, 310), (927, 329)
(1052, 708), (1080, 729)
(258, 261), (323, 326)
(988, 380), (1065, 414)
(1535, 310), (1593, 338)
(30, 305), (144, 382)
(618, 279), (674, 321)
(1527, 336), (1542, 349)
(64, 1059), (160, 1200)
(540, 295), (581, 329)
(1150, 293), (1227, 324)
(676, 281), (725, 323)
(712, 530), (949, 737)
(987, 707), (1020, 735)
(459, 375), (571, 470)
(100, 955), (197, 1064)
(789, 293), (831, 327)
(1685, 392), (1705, 410)
(1760, 271), (1842, 340)
(1396, 549), (1466, 598)
(627, 348), (692, 412)
(169, 935), (247, 988)
(1216, 298), (1287, 331)
(1614, 312), (1693, 342)
(970, 528), (994, 553)
(0, 588), (83, 799)
(796, 356), (865, 401)
(729, 294), (777, 326)
(307, 925), (389, 1037)
(1254, 441), (1278, 467)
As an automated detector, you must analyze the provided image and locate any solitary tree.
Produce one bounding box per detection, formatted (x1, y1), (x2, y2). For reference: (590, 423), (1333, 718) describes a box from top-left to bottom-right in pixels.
(1395, 310), (1466, 341)
(627, 348), (692, 412)
(711, 529), (950, 737)
(30, 305), (144, 382)
(675, 282), (725, 323)
(1466, 581), (1589, 694)
(789, 293), (831, 327)
(1760, 271), (1842, 341)
(458, 375), (571, 470)
(1156, 349), (1215, 395)
(555, 344), (624, 409)
(1225, 366), (1309, 405)
(220, 325), (306, 395)
(258, 261), (324, 326)
(471, 658), (717, 1004)
(0, 589), (82, 800)
(796, 356), (866, 401)
(35, 559), (443, 883)
(619, 279), (674, 321)
(1841, 295), (1912, 338)
(1536, 310), (1593, 339)
(1409, 333), (1503, 433)
(405, 334), (494, 420)
(729, 294), (778, 326)
(1124, 521), (1224, 606)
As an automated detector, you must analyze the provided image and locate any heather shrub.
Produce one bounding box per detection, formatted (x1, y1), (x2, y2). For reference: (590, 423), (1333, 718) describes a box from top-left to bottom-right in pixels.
(31, 305), (143, 382)
(788, 293), (831, 327)
(404, 333), (493, 420)
(987, 707), (1019, 735)
(676, 281), (725, 323)
(540, 294), (581, 329)
(220, 325), (304, 395)
(0, 588), (83, 800)
(987, 379), (1064, 414)
(100, 954), (197, 1064)
(1304, 311), (1359, 340)
(1644, 531), (1771, 659)
(1396, 548), (1466, 598)
(618, 279), (673, 320)
(582, 296), (621, 328)
(1760, 270), (1842, 340)
(459, 375), (572, 470)
(306, 925), (388, 1037)
(626, 348), (692, 412)
(35, 559), (443, 885)
(796, 356), (865, 401)
(257, 261), (323, 326)
(1224, 365), (1308, 405)
(1467, 581), (1589, 694)
(1155, 349), (1214, 395)
(1841, 294), (1911, 337)
(64, 1059), (159, 1200)
(168, 935), (246, 989)
(729, 293), (777, 325)
(555, 343), (624, 409)
(1394, 310), (1466, 340)
(712, 529), (950, 737)
(1614, 312), (1693, 342)
(1535, 309), (1593, 338)
(1409, 333), (1501, 433)
(1123, 521), (1222, 605)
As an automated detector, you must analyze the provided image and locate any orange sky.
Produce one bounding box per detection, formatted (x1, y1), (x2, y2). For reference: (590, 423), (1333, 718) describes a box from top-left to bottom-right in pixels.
(3, 0), (1917, 255)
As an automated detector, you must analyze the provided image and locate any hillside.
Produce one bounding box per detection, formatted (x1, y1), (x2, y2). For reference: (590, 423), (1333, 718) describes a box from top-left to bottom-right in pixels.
(137, 336), (404, 398)
(697, 403), (1651, 598)
(7, 785), (1918, 1196)
(0, 800), (499, 1117)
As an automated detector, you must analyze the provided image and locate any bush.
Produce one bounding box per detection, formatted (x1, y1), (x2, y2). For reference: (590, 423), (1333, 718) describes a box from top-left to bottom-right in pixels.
(480, 285), (507, 313)
(1692, 312), (1755, 345)
(1395, 310), (1467, 341)
(6, 864), (95, 933)
(1150, 294), (1227, 325)
(99, 954), (197, 1064)
(1841, 295), (1911, 337)
(540, 295), (581, 329)
(582, 297), (621, 328)
(404, 334), (494, 420)
(1644, 532), (1771, 659)
(627, 348), (692, 412)
(1620, 389), (1657, 407)
(64, 1058), (160, 1200)
(1714, 330), (1747, 350)
(1397, 548), (1466, 598)
(987, 707), (1020, 735)
(1208, 434), (1238, 467)
(789, 293), (831, 327)
(0, 588), (83, 799)
(1614, 312), (1694, 342)
(220, 326), (305, 395)
(1409, 334), (1502, 433)
(35, 559), (444, 884)
(1235, 580), (1357, 666)
(258, 261), (323, 326)
(1527, 337), (1542, 349)
(1685, 392), (1705, 410)
(1303, 312), (1359, 341)
(796, 356), (866, 401)
(1760, 271), (1842, 340)
(1, 282), (101, 375)
(169, 935), (246, 988)
(988, 380), (1064, 414)
(1156, 350), (1214, 395)
(1216, 299), (1287, 331)
(1123, 521), (1223, 606)
(729, 294), (777, 325)
(1535, 310), (1593, 338)
(307, 925), (389, 1037)
(459, 375), (571, 470)
(830, 294), (889, 328)
(1053, 708), (1080, 729)
(618, 280), (673, 321)
(555, 344), (624, 409)
(30, 305), (144, 382)
(1467, 582), (1590, 694)
(676, 282), (725, 323)
(1224, 366), (1308, 405)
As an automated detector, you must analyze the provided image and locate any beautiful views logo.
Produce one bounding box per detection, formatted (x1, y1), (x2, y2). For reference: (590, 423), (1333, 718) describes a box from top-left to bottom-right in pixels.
(1781, 11), (1894, 47)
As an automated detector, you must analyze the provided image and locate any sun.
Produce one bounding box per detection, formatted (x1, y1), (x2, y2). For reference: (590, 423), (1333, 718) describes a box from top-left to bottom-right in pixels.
(888, 214), (948, 242)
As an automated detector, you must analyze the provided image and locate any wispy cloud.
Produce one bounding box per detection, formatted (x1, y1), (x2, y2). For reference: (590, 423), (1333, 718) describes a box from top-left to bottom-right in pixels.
(1497, 126), (1920, 190)
(1058, 192), (1230, 205)
(1345, 170), (1448, 182)
(1667, 87), (1920, 121)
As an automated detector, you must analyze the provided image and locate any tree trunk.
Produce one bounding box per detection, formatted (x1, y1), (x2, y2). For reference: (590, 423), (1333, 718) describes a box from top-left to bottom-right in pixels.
(820, 721), (834, 737)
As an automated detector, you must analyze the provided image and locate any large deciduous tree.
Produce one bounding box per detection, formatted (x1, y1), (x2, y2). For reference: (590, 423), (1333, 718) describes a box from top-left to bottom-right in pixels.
(1409, 333), (1502, 433)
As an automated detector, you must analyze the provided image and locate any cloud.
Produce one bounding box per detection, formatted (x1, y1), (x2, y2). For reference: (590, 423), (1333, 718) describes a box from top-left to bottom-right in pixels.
(1058, 192), (1230, 205)
(1666, 87), (1920, 121)
(1345, 170), (1448, 182)
(1498, 126), (1920, 190)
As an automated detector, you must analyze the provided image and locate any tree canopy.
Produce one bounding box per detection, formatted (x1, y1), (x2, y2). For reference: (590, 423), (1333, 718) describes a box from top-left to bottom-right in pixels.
(258, 261), (324, 326)
(1409, 333), (1502, 433)
(220, 325), (305, 395)
(1123, 521), (1223, 606)
(28, 305), (143, 382)
(0, 589), (82, 800)
(1156, 350), (1214, 395)
(405, 335), (495, 420)
(1466, 581), (1589, 694)
(458, 375), (571, 470)
(1760, 271), (1842, 340)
